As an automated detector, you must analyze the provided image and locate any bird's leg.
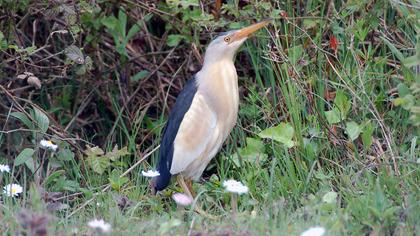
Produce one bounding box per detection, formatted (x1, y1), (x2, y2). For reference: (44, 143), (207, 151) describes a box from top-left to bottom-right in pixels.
(177, 175), (193, 198)
(185, 179), (196, 198)
(176, 175), (219, 219)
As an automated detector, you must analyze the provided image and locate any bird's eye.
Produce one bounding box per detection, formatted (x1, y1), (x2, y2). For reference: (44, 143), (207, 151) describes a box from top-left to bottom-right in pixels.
(224, 36), (231, 43)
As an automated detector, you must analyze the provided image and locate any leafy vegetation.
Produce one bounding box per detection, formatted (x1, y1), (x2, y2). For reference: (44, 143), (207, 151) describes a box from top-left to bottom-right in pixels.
(0, 0), (419, 235)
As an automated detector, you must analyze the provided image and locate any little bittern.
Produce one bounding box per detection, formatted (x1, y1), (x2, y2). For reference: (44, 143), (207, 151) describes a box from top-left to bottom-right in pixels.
(152, 20), (270, 196)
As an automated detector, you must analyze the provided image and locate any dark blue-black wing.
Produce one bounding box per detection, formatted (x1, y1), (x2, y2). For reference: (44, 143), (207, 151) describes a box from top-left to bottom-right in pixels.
(154, 76), (198, 191)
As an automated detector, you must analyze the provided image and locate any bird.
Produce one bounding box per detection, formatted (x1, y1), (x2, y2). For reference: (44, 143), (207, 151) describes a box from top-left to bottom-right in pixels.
(151, 20), (270, 197)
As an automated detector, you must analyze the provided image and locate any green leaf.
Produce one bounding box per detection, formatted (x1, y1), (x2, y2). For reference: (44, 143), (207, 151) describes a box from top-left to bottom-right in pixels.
(15, 148), (35, 166)
(325, 108), (342, 124)
(85, 146), (108, 174)
(236, 137), (267, 163)
(325, 91), (350, 124)
(322, 191), (338, 204)
(303, 19), (320, 29)
(288, 45), (303, 64)
(131, 70), (149, 82)
(75, 65), (87, 75)
(167, 0), (199, 8)
(32, 107), (49, 132)
(101, 16), (118, 30)
(403, 55), (420, 68)
(258, 122), (295, 148)
(75, 56), (93, 75)
(80, 188), (93, 199)
(84, 56), (93, 70)
(346, 121), (362, 141)
(86, 155), (110, 175)
(118, 9), (127, 37)
(23, 46), (37, 55)
(56, 176), (80, 192)
(105, 145), (130, 161)
(65, 45), (84, 64)
(315, 171), (333, 180)
(15, 148), (35, 173)
(334, 90), (350, 118)
(86, 146), (104, 156)
(116, 43), (128, 57)
(109, 170), (129, 191)
(11, 112), (33, 129)
(44, 170), (65, 187)
(0, 31), (8, 50)
(395, 94), (415, 110)
(368, 206), (382, 218)
(397, 83), (410, 97)
(144, 13), (153, 22)
(167, 34), (184, 47)
(126, 24), (141, 41)
(57, 148), (74, 161)
(362, 121), (374, 149)
(381, 36), (405, 62)
(392, 97), (406, 107)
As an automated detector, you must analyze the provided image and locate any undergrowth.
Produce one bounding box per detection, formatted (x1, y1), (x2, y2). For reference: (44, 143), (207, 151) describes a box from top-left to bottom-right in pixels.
(0, 0), (419, 235)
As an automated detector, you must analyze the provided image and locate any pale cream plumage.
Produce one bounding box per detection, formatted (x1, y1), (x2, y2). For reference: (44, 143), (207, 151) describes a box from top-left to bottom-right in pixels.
(170, 60), (239, 180)
(152, 20), (270, 194)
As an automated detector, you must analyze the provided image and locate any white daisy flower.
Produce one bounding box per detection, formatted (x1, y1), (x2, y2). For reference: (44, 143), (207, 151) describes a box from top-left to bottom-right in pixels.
(40, 139), (58, 151)
(223, 179), (249, 195)
(88, 219), (111, 233)
(172, 192), (193, 206)
(141, 170), (160, 178)
(3, 183), (23, 197)
(300, 226), (325, 236)
(0, 164), (10, 173)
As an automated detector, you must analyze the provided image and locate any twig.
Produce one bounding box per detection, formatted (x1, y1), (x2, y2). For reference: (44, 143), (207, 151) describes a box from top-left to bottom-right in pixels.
(324, 56), (399, 175)
(0, 85), (85, 155)
(64, 89), (95, 132)
(127, 46), (177, 103)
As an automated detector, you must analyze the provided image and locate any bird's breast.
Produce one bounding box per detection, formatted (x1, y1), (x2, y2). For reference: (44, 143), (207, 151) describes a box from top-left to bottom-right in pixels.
(197, 61), (239, 134)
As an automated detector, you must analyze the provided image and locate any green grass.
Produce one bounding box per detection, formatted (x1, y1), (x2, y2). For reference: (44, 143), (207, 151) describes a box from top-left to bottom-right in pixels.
(0, 0), (419, 235)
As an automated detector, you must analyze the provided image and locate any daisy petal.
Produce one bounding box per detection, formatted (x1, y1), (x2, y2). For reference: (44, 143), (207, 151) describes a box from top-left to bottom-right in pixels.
(0, 164), (10, 173)
(40, 139), (58, 151)
(88, 219), (111, 233)
(3, 183), (23, 197)
(141, 170), (160, 178)
(300, 226), (325, 236)
(223, 179), (249, 194)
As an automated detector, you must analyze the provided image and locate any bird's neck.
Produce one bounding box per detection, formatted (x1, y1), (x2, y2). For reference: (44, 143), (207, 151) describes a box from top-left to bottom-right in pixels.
(196, 59), (239, 128)
(197, 59), (238, 92)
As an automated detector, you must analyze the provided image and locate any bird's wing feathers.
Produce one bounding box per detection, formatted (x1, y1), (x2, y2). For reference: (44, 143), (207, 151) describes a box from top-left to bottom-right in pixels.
(155, 77), (198, 191)
(170, 91), (217, 174)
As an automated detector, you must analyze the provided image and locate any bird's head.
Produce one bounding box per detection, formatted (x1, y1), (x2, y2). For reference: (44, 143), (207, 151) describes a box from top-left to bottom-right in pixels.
(204, 20), (270, 65)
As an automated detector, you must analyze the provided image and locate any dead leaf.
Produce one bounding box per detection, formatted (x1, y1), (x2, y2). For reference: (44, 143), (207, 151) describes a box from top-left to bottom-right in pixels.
(17, 74), (27, 80)
(27, 76), (42, 89)
(324, 90), (336, 101)
(329, 35), (338, 54)
(114, 194), (133, 211)
(280, 10), (288, 18)
(17, 71), (34, 80)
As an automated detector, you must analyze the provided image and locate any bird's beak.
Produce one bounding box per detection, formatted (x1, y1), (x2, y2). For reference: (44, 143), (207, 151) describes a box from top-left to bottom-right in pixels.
(230, 19), (271, 43)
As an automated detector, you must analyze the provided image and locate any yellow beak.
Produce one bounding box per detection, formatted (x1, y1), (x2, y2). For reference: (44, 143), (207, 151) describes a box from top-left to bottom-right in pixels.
(230, 19), (271, 43)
